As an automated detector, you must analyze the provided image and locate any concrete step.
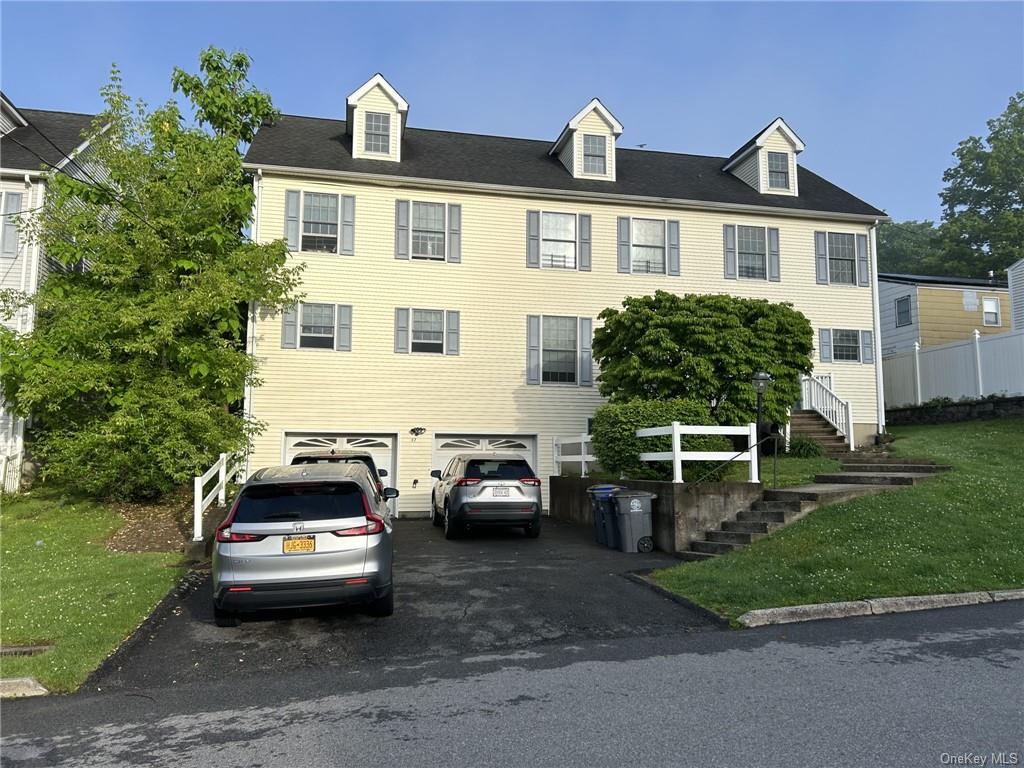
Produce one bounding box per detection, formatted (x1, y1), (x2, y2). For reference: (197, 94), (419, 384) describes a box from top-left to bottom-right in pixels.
(677, 550), (718, 562)
(792, 429), (839, 439)
(764, 483), (889, 504)
(839, 462), (951, 474)
(691, 539), (742, 555)
(814, 472), (933, 486)
(707, 529), (764, 546)
(839, 455), (937, 466)
(722, 520), (776, 534)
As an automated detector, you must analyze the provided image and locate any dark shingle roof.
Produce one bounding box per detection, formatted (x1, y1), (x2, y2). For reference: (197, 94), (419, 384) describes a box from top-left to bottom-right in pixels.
(880, 273), (1009, 289)
(1, 108), (96, 172)
(244, 114), (886, 218)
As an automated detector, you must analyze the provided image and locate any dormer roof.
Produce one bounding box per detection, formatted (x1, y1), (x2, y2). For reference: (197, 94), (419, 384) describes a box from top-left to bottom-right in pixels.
(1, 92), (29, 132)
(549, 98), (623, 157)
(722, 117), (805, 172)
(345, 73), (408, 128)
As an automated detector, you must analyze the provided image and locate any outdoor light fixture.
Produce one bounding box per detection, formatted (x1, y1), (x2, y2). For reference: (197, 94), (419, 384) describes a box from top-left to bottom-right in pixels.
(751, 371), (773, 395)
(409, 426), (426, 437)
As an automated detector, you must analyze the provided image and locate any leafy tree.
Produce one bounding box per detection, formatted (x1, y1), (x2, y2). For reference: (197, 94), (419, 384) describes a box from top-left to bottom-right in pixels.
(591, 291), (814, 427)
(876, 220), (940, 274)
(0, 48), (302, 499)
(937, 91), (1024, 278)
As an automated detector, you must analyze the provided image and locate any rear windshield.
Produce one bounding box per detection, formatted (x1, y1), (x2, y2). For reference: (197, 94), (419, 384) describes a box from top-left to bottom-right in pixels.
(292, 456), (375, 472)
(233, 483), (366, 523)
(464, 459), (534, 480)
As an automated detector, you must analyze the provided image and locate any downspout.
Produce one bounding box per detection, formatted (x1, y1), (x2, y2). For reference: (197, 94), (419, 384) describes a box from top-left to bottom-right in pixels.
(26, 178), (44, 334)
(242, 168), (263, 479)
(869, 221), (886, 436)
(16, 174), (31, 333)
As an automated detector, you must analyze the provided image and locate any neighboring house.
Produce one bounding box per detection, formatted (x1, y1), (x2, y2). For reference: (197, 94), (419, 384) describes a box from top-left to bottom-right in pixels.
(0, 93), (97, 489)
(878, 272), (1011, 355)
(1008, 258), (1024, 331)
(242, 74), (888, 514)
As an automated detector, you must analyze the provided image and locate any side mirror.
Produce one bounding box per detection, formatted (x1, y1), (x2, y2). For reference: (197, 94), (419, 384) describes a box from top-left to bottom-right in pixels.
(429, 469), (442, 479)
(382, 487), (399, 500)
(378, 468), (388, 478)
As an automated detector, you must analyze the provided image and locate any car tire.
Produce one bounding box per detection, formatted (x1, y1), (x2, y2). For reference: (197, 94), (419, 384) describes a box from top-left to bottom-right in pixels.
(213, 605), (241, 628)
(431, 498), (443, 527)
(367, 587), (394, 618)
(524, 522), (541, 539)
(443, 504), (460, 540)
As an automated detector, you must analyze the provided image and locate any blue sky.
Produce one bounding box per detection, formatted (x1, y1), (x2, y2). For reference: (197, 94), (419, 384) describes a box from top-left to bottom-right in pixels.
(2, 2), (1021, 221)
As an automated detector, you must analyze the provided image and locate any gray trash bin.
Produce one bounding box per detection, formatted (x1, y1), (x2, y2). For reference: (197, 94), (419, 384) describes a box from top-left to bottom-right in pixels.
(586, 484), (622, 547)
(612, 490), (657, 553)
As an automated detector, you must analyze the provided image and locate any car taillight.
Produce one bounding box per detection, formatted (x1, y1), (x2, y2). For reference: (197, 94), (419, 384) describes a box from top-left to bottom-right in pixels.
(332, 493), (385, 536)
(454, 477), (481, 486)
(214, 497), (267, 543)
(519, 477), (542, 486)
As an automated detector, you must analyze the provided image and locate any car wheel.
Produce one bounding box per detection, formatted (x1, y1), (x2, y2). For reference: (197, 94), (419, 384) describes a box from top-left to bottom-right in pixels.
(443, 503), (460, 540)
(524, 522), (541, 539)
(431, 497), (443, 527)
(213, 605), (241, 628)
(366, 587), (394, 617)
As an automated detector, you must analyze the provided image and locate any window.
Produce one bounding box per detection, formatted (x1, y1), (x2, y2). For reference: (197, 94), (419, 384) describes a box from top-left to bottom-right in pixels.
(582, 134), (606, 175)
(411, 202), (446, 260)
(302, 193), (339, 253)
(411, 309), (445, 353)
(828, 232), (856, 285)
(541, 212), (577, 269)
(767, 152), (790, 189)
(364, 112), (390, 154)
(895, 295), (912, 327)
(737, 226), (767, 279)
(632, 219), (666, 274)
(542, 316), (578, 383)
(300, 303), (335, 349)
(832, 329), (861, 361)
(465, 459), (534, 481)
(983, 297), (1001, 326)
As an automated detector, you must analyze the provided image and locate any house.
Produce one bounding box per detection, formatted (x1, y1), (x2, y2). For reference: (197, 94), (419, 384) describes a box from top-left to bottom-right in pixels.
(242, 74), (888, 515)
(0, 93), (97, 490)
(1008, 258), (1024, 331)
(878, 272), (1011, 355)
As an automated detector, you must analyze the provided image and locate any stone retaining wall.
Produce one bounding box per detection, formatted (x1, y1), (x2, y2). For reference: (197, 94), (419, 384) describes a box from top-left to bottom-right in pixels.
(886, 395), (1024, 426)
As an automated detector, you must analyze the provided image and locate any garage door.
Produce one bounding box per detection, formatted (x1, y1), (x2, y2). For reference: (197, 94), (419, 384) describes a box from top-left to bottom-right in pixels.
(432, 434), (538, 474)
(283, 433), (397, 510)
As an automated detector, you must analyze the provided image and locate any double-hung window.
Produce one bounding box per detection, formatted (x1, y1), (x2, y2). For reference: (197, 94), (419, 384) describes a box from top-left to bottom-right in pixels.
(767, 152), (790, 189)
(1, 191), (23, 258)
(411, 202), (446, 260)
(832, 329), (861, 362)
(582, 135), (607, 175)
(541, 212), (577, 269)
(632, 219), (666, 274)
(542, 316), (578, 383)
(364, 112), (390, 154)
(983, 297), (1001, 326)
(895, 296), (912, 327)
(302, 193), (339, 253)
(737, 226), (767, 279)
(411, 309), (445, 353)
(300, 303), (336, 349)
(827, 232), (857, 285)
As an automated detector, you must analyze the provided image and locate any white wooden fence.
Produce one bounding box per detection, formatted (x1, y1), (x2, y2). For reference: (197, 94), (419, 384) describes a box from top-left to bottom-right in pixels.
(636, 421), (760, 483)
(883, 328), (1024, 407)
(0, 452), (20, 494)
(553, 433), (596, 478)
(193, 452), (245, 541)
(800, 375), (854, 450)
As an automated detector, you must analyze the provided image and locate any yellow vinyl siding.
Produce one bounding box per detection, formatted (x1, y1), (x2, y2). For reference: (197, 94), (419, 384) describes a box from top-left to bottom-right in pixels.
(250, 174), (878, 513)
(351, 85), (400, 162)
(574, 111), (615, 181)
(916, 286), (1011, 348)
(760, 131), (798, 196)
(732, 152), (760, 191)
(557, 134), (575, 175)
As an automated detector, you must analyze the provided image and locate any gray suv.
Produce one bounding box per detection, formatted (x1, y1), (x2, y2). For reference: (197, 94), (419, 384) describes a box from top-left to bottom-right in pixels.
(212, 463), (396, 627)
(430, 453), (542, 539)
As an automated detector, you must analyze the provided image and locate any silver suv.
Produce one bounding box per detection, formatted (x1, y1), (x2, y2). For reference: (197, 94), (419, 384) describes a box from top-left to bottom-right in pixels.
(212, 463), (396, 627)
(429, 453), (542, 540)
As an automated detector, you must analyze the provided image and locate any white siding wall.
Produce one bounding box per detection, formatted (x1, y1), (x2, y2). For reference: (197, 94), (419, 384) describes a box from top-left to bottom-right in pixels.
(1008, 259), (1024, 331)
(878, 281), (920, 355)
(350, 86), (401, 163)
(0, 176), (45, 333)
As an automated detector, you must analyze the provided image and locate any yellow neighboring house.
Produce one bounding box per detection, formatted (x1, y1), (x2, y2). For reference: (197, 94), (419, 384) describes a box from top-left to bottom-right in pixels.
(878, 273), (1011, 355)
(242, 74), (889, 515)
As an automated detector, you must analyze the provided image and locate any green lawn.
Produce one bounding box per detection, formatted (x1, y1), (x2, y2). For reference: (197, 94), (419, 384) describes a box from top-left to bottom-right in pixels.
(653, 418), (1024, 621)
(721, 452), (840, 489)
(0, 487), (183, 692)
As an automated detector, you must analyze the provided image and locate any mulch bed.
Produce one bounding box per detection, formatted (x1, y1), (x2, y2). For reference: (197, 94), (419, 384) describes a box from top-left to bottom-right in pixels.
(106, 489), (192, 554)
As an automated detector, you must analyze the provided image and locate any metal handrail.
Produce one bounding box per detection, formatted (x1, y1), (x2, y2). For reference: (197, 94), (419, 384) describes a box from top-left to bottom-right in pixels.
(691, 432), (782, 487)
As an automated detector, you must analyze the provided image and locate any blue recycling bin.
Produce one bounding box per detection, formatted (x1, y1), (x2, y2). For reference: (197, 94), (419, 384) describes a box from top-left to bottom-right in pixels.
(586, 484), (623, 547)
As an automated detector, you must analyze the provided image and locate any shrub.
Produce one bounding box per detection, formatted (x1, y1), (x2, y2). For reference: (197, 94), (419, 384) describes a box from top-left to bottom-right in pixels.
(787, 436), (824, 459)
(591, 399), (733, 482)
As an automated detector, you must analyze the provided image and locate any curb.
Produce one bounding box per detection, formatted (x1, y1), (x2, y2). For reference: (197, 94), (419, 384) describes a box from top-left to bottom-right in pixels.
(624, 571), (731, 628)
(737, 588), (1024, 627)
(0, 677), (49, 699)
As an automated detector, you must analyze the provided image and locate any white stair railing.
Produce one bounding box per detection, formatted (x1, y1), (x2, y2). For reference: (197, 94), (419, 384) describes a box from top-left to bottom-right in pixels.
(800, 375), (855, 450)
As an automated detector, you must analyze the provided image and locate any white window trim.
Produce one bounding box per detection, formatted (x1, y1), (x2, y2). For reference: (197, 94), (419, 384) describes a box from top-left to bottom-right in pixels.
(539, 211), (579, 271)
(895, 295), (913, 328)
(363, 111), (391, 156)
(539, 314), (581, 386)
(298, 301), (337, 351)
(409, 307), (447, 355)
(580, 133), (608, 177)
(736, 224), (769, 281)
(982, 296), (1002, 326)
(298, 190), (342, 255)
(826, 231), (858, 287)
(766, 151), (791, 190)
(830, 328), (862, 363)
(408, 201), (448, 262)
(629, 217), (668, 275)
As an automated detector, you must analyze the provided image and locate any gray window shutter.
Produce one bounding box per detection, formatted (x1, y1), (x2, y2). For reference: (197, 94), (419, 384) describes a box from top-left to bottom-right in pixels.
(446, 310), (460, 355)
(281, 304), (298, 349)
(617, 217), (631, 273)
(818, 328), (832, 363)
(860, 329), (874, 364)
(284, 190), (300, 251)
(395, 200), (409, 259)
(578, 317), (593, 386)
(526, 210), (540, 268)
(856, 233), (869, 286)
(1, 192), (22, 257)
(526, 315), (541, 384)
(667, 220), (680, 276)
(815, 231), (829, 284)
(335, 304), (352, 351)
(340, 195), (355, 255)
(447, 204), (461, 263)
(767, 228), (781, 282)
(394, 308), (409, 353)
(723, 224), (737, 279)
(578, 214), (591, 271)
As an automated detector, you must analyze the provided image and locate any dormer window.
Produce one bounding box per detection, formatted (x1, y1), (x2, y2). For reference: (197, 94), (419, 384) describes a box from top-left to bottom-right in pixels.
(582, 135), (607, 175)
(364, 112), (390, 155)
(346, 74), (408, 162)
(767, 151), (790, 189)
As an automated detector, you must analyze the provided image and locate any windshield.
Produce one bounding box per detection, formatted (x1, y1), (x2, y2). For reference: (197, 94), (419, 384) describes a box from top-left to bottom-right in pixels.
(464, 459), (534, 481)
(292, 455), (376, 472)
(233, 483), (366, 523)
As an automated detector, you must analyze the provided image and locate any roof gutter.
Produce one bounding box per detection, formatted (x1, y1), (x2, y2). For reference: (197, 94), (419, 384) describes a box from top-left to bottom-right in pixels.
(869, 220), (886, 435)
(242, 161), (890, 224)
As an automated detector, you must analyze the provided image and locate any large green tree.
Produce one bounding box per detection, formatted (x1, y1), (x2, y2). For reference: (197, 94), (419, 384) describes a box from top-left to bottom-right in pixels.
(591, 291), (814, 427)
(876, 220), (940, 274)
(0, 48), (303, 499)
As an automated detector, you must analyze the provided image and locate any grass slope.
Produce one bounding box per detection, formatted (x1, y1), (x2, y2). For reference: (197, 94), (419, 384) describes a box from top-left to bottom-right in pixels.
(653, 418), (1024, 621)
(0, 487), (183, 692)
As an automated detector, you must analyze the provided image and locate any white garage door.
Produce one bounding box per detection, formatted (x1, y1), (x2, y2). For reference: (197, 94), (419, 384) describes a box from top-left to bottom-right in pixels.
(432, 434), (538, 474)
(284, 432), (397, 487)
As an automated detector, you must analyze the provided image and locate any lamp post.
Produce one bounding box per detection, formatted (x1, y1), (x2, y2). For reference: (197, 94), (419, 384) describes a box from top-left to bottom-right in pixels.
(751, 371), (773, 435)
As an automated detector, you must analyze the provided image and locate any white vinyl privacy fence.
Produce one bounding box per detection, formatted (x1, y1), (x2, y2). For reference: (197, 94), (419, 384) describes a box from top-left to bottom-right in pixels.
(883, 329), (1024, 407)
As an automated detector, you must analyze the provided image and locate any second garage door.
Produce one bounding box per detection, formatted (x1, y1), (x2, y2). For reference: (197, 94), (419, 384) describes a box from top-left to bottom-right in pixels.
(432, 434), (538, 474)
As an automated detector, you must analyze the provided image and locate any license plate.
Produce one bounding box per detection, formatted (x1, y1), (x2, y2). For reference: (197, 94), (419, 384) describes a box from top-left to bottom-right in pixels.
(283, 535), (315, 554)
(492, 487), (509, 497)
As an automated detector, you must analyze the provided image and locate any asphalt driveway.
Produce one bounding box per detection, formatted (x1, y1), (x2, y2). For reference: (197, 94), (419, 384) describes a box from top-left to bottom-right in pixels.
(87, 519), (718, 693)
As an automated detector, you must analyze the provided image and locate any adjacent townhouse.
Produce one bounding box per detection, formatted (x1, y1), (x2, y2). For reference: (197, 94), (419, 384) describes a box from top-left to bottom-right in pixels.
(0, 93), (98, 490)
(1008, 258), (1024, 331)
(878, 272), (1011, 355)
(242, 74), (888, 514)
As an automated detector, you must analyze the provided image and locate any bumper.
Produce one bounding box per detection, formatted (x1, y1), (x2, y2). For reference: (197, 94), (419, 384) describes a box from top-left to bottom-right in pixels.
(455, 503), (541, 526)
(215, 575), (390, 613)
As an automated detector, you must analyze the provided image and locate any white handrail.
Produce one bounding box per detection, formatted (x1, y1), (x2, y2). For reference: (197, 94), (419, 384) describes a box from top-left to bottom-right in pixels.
(800, 375), (854, 450)
(553, 433), (595, 478)
(192, 452), (243, 541)
(637, 421), (759, 484)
